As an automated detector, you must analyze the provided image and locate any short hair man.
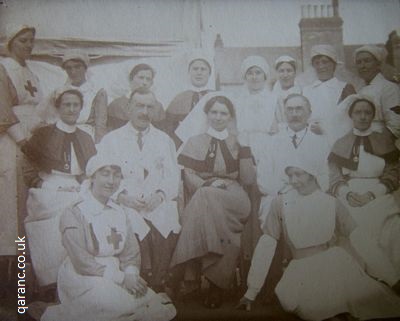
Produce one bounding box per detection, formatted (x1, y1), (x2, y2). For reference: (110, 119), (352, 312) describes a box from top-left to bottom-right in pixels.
(107, 64), (165, 131)
(253, 93), (330, 226)
(97, 88), (180, 292)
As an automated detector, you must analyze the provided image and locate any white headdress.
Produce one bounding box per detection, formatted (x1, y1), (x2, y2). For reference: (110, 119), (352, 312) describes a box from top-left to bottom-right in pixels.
(283, 153), (329, 192)
(86, 153), (123, 177)
(240, 55), (270, 79)
(310, 44), (341, 64)
(354, 45), (387, 63)
(62, 49), (90, 68)
(274, 55), (297, 69)
(6, 24), (36, 52)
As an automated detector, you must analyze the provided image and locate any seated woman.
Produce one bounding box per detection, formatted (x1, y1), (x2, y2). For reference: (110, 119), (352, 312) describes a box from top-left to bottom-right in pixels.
(22, 88), (96, 286)
(238, 161), (400, 321)
(107, 63), (165, 131)
(328, 95), (400, 291)
(272, 55), (302, 124)
(170, 94), (254, 308)
(41, 154), (176, 321)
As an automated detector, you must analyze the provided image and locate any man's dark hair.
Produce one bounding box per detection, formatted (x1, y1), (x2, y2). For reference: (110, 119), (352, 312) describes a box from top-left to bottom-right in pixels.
(129, 64), (155, 81)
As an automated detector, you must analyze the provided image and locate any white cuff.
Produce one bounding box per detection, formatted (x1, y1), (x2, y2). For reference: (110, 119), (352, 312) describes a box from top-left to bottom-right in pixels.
(337, 185), (350, 198)
(7, 123), (25, 143)
(124, 265), (140, 276)
(244, 288), (258, 301)
(103, 265), (125, 285)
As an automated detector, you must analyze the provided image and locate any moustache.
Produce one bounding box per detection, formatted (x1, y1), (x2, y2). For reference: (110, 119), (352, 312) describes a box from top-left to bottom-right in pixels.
(138, 115), (150, 121)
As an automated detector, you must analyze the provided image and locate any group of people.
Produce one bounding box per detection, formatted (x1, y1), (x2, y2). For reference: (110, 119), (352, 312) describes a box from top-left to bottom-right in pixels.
(1, 24), (400, 321)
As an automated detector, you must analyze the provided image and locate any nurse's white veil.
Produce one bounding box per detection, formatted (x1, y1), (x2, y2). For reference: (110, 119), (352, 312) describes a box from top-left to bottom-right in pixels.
(175, 91), (238, 149)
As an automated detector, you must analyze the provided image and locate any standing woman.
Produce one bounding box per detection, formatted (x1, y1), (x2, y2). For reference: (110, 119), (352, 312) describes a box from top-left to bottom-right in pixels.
(47, 50), (108, 143)
(355, 45), (400, 138)
(303, 44), (356, 143)
(41, 154), (176, 321)
(171, 94), (254, 308)
(0, 25), (42, 257)
(272, 55), (302, 124)
(235, 55), (279, 150)
(162, 52), (213, 147)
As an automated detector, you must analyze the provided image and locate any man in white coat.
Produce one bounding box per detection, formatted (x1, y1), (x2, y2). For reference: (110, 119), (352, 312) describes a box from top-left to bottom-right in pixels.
(254, 93), (331, 226)
(97, 88), (181, 293)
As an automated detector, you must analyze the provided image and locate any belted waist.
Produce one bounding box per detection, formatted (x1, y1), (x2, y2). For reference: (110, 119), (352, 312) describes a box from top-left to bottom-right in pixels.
(292, 243), (329, 260)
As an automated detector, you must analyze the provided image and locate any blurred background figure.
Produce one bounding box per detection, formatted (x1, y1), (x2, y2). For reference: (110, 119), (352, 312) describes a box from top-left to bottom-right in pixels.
(272, 55), (302, 125)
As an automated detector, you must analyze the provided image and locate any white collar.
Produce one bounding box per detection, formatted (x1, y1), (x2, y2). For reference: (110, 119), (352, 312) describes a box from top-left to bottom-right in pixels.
(287, 125), (308, 137)
(79, 191), (120, 217)
(3, 57), (26, 69)
(353, 127), (374, 137)
(66, 78), (94, 92)
(207, 127), (229, 140)
(188, 84), (211, 92)
(311, 77), (338, 88)
(56, 120), (76, 133)
(245, 86), (270, 96)
(367, 72), (384, 85)
(126, 122), (151, 136)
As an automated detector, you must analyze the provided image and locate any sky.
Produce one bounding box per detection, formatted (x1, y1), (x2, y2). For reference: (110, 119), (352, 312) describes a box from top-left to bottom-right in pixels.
(0, 0), (399, 47)
(201, 0), (400, 47)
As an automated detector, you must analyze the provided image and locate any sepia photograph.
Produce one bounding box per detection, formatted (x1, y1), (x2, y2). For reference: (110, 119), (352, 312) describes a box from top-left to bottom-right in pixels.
(1, 0), (400, 320)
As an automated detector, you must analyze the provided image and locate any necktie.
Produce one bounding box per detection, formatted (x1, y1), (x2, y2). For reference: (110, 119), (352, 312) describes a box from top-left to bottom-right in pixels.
(137, 131), (144, 151)
(291, 134), (298, 148)
(191, 90), (209, 110)
(191, 92), (200, 109)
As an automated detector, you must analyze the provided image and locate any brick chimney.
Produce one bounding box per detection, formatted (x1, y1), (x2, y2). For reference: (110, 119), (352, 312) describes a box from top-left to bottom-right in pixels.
(299, 0), (344, 71)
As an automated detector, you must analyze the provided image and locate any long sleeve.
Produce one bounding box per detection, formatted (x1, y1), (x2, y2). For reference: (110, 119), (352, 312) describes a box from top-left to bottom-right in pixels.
(239, 146), (256, 186)
(245, 234), (277, 301)
(379, 159), (399, 193)
(244, 198), (282, 300)
(0, 64), (20, 135)
(92, 88), (108, 143)
(183, 168), (205, 196)
(22, 153), (42, 188)
(60, 207), (105, 277)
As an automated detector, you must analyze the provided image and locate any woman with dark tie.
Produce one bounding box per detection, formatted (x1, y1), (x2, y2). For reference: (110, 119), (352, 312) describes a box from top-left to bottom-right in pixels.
(162, 52), (213, 147)
(171, 93), (255, 308)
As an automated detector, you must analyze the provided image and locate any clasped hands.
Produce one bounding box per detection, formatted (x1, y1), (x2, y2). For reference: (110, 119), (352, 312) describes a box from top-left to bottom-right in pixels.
(118, 191), (163, 212)
(346, 191), (375, 207)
